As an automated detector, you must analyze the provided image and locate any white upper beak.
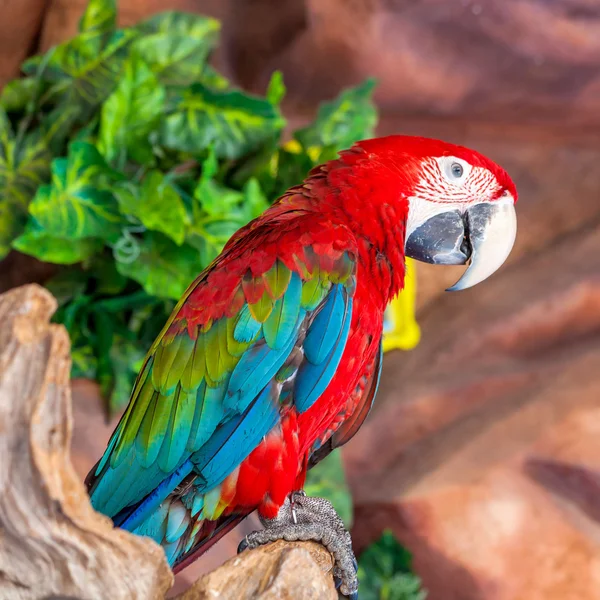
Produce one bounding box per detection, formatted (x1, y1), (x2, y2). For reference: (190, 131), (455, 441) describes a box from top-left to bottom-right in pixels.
(447, 198), (517, 291)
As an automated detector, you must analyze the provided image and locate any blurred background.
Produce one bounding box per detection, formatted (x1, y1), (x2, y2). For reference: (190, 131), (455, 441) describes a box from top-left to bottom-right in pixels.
(1, 1), (600, 599)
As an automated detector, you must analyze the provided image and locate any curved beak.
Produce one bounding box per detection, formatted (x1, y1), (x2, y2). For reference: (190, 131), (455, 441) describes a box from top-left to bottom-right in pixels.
(405, 199), (517, 291)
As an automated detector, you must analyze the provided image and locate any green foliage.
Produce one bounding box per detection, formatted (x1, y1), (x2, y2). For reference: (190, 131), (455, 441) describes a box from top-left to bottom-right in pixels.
(358, 531), (428, 600)
(294, 78), (378, 162)
(305, 450), (353, 528)
(0, 0), (378, 413)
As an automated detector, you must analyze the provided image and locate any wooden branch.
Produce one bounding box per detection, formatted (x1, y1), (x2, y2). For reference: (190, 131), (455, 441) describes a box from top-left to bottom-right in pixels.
(178, 540), (337, 600)
(0, 284), (337, 600)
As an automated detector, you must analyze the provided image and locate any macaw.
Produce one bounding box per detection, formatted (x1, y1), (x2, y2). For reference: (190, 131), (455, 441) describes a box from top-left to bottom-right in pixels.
(86, 135), (517, 598)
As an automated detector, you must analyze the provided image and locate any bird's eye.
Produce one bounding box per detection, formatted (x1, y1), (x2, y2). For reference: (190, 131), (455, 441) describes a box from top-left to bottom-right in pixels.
(450, 162), (463, 178)
(439, 156), (470, 184)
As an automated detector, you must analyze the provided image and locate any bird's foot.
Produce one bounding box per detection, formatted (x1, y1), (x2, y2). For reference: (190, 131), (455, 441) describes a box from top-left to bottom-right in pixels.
(238, 491), (358, 599)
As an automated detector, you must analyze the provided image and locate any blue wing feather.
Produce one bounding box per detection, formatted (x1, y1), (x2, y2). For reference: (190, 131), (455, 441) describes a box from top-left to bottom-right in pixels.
(294, 290), (353, 412)
(303, 284), (345, 364)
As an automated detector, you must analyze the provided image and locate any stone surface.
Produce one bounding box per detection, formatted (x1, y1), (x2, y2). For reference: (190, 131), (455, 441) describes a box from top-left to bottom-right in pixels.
(344, 212), (600, 598)
(0, 0), (49, 87)
(225, 0), (600, 128)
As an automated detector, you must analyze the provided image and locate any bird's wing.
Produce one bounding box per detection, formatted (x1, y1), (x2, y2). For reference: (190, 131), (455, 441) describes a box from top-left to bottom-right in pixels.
(86, 242), (357, 525)
(307, 339), (382, 469)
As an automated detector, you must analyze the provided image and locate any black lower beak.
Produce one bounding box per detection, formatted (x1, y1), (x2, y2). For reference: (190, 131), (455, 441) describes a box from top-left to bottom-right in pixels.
(404, 201), (517, 291)
(405, 210), (470, 266)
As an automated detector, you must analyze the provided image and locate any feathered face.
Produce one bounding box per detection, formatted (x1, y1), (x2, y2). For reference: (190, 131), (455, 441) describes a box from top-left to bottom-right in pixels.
(359, 136), (518, 291)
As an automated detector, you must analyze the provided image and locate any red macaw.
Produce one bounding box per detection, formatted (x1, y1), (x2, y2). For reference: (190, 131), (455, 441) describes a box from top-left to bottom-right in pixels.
(86, 135), (517, 597)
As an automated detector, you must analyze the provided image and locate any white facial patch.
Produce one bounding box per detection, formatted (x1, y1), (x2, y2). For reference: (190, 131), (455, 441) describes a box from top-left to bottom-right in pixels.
(405, 155), (503, 238)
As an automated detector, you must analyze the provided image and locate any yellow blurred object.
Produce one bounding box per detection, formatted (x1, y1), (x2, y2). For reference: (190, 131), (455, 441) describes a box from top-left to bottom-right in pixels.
(382, 258), (421, 352)
(283, 139), (322, 162)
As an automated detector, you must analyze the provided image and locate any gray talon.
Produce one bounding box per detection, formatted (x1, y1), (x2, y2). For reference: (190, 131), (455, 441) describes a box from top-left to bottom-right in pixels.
(242, 493), (358, 597)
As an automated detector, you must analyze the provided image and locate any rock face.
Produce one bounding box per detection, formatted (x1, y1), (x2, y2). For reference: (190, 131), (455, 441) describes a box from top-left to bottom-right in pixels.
(344, 178), (600, 599)
(3, 0), (600, 129)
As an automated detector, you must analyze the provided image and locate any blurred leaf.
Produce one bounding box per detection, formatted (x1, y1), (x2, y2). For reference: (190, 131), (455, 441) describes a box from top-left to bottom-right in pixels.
(0, 110), (52, 258)
(160, 83), (285, 159)
(0, 77), (39, 113)
(115, 231), (201, 299)
(266, 71), (285, 105)
(107, 334), (146, 413)
(13, 221), (103, 264)
(40, 105), (82, 155)
(134, 12), (220, 86)
(94, 289), (156, 313)
(201, 65), (229, 90)
(294, 79), (377, 155)
(94, 309), (115, 399)
(73, 114), (100, 144)
(98, 54), (165, 167)
(87, 253), (128, 295)
(71, 340), (98, 379)
(193, 147), (241, 217)
(358, 531), (427, 600)
(79, 0), (117, 34)
(45, 269), (90, 306)
(305, 450), (353, 528)
(271, 147), (314, 197)
(241, 177), (269, 219)
(25, 141), (125, 242)
(114, 171), (188, 244)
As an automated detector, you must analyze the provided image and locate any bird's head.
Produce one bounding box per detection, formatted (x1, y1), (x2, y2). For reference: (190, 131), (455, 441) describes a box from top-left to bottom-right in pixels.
(355, 135), (518, 291)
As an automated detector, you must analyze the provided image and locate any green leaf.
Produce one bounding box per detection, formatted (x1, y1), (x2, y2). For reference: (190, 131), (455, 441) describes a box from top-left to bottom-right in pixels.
(358, 531), (428, 600)
(13, 221), (103, 264)
(305, 450), (353, 528)
(114, 231), (201, 299)
(134, 11), (220, 86)
(160, 83), (285, 160)
(294, 78), (377, 154)
(242, 177), (269, 217)
(24, 28), (138, 119)
(79, 0), (117, 34)
(26, 141), (125, 242)
(201, 65), (229, 90)
(98, 54), (165, 167)
(0, 77), (39, 113)
(0, 110), (52, 258)
(266, 71), (286, 106)
(193, 147), (241, 217)
(114, 171), (188, 244)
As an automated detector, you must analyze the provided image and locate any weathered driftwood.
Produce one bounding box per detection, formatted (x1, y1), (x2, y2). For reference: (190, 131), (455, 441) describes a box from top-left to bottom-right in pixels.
(0, 284), (337, 600)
